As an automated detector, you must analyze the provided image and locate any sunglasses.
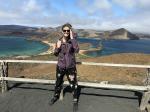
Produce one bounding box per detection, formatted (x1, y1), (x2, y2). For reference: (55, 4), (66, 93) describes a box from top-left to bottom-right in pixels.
(63, 30), (70, 32)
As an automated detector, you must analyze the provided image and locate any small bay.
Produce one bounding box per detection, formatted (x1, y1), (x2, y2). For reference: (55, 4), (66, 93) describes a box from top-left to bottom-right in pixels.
(0, 36), (49, 57)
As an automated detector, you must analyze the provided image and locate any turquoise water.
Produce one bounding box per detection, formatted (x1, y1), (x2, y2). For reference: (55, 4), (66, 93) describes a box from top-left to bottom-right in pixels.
(78, 38), (150, 57)
(1, 36), (150, 58)
(0, 36), (49, 57)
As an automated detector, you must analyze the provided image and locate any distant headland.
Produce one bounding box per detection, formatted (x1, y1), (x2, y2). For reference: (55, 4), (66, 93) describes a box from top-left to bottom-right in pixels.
(1, 24), (150, 41)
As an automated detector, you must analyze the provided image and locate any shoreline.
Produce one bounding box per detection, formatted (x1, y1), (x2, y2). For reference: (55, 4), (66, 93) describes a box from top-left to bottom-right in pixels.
(0, 36), (102, 58)
(38, 40), (54, 55)
(38, 40), (98, 57)
(79, 47), (102, 55)
(0, 38), (54, 59)
(13, 40), (55, 59)
(9, 39), (92, 59)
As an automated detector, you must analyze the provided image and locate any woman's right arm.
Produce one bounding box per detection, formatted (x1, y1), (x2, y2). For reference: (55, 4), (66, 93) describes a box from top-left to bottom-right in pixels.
(53, 40), (61, 56)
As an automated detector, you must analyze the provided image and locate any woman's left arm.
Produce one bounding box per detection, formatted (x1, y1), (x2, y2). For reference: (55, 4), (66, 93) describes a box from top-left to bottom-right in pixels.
(70, 30), (79, 53)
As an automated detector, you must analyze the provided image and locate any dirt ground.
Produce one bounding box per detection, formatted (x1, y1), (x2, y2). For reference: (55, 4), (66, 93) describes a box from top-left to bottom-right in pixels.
(7, 53), (150, 85)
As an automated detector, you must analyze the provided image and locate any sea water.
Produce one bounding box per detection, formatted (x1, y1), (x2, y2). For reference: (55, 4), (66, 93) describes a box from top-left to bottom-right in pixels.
(0, 36), (49, 57)
(78, 38), (150, 57)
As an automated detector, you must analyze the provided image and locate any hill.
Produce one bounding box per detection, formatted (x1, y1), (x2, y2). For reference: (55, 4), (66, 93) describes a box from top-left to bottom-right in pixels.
(0, 25), (48, 38)
(0, 25), (140, 40)
(109, 28), (139, 40)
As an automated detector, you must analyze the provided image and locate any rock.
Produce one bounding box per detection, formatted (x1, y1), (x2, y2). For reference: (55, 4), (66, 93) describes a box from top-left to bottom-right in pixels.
(108, 28), (139, 40)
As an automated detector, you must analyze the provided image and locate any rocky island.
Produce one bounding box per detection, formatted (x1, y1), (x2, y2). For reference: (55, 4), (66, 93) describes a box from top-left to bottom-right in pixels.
(104, 28), (139, 40)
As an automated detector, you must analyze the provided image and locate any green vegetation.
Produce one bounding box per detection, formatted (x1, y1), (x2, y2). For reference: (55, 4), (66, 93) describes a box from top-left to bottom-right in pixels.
(76, 53), (91, 59)
(26, 54), (57, 60)
(79, 43), (91, 50)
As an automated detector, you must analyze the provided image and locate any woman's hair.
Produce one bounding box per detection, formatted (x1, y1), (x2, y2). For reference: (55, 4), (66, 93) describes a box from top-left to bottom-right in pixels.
(62, 23), (72, 30)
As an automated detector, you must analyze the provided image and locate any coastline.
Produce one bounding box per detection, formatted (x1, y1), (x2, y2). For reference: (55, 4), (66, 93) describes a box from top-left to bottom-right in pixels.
(38, 40), (99, 57)
(13, 40), (55, 59)
(79, 47), (102, 55)
(38, 40), (54, 55)
(13, 39), (93, 59)
(9, 39), (102, 59)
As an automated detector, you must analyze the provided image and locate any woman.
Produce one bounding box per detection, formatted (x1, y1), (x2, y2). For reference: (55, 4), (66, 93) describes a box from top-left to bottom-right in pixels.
(50, 23), (79, 105)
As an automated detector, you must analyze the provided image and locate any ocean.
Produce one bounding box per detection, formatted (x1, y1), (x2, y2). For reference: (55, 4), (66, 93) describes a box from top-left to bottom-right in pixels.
(0, 36), (150, 57)
(0, 36), (49, 57)
(78, 38), (150, 57)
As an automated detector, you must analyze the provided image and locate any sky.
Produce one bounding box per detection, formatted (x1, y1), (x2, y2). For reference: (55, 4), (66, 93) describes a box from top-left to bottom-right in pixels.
(0, 0), (150, 33)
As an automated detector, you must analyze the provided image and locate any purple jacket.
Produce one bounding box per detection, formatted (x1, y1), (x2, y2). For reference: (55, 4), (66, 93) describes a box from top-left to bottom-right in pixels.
(54, 36), (79, 69)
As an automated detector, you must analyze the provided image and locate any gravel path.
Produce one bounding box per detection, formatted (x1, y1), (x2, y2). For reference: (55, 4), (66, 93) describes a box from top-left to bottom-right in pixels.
(0, 82), (142, 112)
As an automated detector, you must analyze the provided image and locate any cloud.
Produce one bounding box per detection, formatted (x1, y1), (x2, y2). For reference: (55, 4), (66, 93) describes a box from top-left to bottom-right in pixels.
(94, 0), (112, 10)
(0, 0), (150, 33)
(77, 0), (112, 15)
(0, 11), (19, 19)
(113, 0), (150, 11)
(113, 0), (136, 9)
(23, 0), (40, 12)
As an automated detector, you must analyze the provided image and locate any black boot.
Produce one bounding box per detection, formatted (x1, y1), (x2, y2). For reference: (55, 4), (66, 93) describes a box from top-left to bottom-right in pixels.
(49, 95), (59, 105)
(73, 98), (78, 112)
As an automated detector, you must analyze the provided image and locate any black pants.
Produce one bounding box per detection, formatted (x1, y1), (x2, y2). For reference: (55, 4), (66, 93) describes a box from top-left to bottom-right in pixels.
(54, 66), (78, 99)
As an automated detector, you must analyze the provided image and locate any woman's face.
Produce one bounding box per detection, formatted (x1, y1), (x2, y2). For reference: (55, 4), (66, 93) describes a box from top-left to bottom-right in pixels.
(62, 26), (70, 37)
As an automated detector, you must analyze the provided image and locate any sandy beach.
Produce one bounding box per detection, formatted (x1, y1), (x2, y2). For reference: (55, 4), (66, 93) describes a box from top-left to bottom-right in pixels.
(13, 40), (55, 59)
(38, 40), (55, 55)
(40, 40), (102, 57)
(39, 40), (96, 56)
(79, 47), (102, 55)
(13, 39), (101, 59)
